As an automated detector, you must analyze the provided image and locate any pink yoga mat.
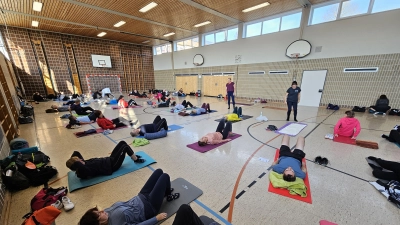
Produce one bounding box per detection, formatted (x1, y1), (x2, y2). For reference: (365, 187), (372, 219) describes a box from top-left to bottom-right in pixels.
(186, 134), (242, 153)
(73, 126), (128, 138)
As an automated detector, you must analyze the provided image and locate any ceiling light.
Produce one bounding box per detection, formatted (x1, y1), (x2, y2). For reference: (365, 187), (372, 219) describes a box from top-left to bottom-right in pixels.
(194, 21), (211, 27)
(163, 32), (175, 37)
(33, 1), (43, 12)
(139, 2), (158, 13)
(97, 32), (107, 37)
(113, 21), (126, 27)
(242, 2), (270, 13)
(142, 40), (150, 43)
(31, 21), (39, 27)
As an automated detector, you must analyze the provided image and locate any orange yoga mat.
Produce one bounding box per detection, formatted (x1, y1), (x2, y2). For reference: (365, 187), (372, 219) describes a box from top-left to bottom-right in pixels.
(333, 135), (356, 145)
(268, 149), (312, 204)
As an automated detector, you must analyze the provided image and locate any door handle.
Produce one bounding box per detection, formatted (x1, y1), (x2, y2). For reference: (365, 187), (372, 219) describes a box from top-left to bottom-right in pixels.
(318, 89), (323, 93)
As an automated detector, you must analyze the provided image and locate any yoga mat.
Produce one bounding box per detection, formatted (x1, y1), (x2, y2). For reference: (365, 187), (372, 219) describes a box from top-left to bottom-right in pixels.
(11, 146), (39, 155)
(396, 143), (400, 148)
(186, 133), (242, 153)
(236, 103), (254, 106)
(111, 105), (142, 110)
(333, 135), (356, 145)
(189, 110), (217, 116)
(67, 152), (156, 192)
(135, 125), (184, 138)
(320, 220), (338, 225)
(214, 115), (253, 123)
(199, 216), (218, 225)
(73, 126), (128, 138)
(275, 122), (307, 137)
(268, 149), (312, 204)
(157, 178), (203, 223)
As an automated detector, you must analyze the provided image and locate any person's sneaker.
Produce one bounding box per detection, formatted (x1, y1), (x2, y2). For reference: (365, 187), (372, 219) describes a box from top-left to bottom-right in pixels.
(51, 200), (63, 210)
(108, 129), (114, 134)
(61, 196), (74, 211)
(374, 112), (379, 115)
(325, 134), (334, 140)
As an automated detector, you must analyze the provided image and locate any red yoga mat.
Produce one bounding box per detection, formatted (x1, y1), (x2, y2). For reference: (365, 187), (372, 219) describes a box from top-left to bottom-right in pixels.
(268, 149), (312, 204)
(333, 135), (356, 145)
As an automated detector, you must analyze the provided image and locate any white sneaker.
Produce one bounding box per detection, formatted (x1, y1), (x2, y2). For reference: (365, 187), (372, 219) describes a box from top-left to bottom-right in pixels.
(51, 200), (63, 210)
(108, 129), (114, 134)
(62, 196), (74, 211)
(325, 134), (334, 140)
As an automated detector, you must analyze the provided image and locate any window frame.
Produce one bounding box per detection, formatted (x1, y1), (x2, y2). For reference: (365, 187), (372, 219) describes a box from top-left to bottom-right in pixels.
(243, 9), (302, 38)
(174, 36), (199, 51)
(202, 25), (238, 46)
(153, 43), (172, 56)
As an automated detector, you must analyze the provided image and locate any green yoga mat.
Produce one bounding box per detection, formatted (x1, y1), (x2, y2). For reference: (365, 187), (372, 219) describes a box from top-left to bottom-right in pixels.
(68, 151), (156, 192)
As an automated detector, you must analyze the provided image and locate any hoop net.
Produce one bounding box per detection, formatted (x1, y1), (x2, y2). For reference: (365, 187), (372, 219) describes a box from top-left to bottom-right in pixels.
(290, 53), (300, 59)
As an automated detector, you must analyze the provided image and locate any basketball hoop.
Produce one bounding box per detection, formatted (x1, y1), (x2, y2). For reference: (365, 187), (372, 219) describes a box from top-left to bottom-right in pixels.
(290, 53), (300, 59)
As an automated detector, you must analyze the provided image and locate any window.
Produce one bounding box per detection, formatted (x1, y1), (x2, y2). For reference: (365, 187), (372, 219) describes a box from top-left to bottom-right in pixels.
(372, 0), (400, 13)
(280, 12), (302, 31)
(0, 32), (10, 60)
(340, 0), (370, 18)
(244, 10), (302, 38)
(310, 0), (400, 26)
(310, 3), (340, 25)
(203, 26), (238, 46)
(154, 43), (172, 55)
(175, 36), (199, 51)
(262, 18), (280, 34)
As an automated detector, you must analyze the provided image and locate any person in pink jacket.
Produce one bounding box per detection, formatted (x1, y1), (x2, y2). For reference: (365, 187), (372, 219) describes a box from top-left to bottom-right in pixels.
(334, 111), (361, 139)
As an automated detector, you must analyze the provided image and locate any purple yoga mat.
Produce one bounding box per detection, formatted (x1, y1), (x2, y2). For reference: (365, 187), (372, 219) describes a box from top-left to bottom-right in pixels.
(186, 133), (242, 153)
(274, 122), (307, 137)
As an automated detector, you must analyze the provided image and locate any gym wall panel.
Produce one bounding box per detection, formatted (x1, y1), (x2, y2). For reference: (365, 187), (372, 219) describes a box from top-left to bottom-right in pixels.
(176, 76), (198, 94)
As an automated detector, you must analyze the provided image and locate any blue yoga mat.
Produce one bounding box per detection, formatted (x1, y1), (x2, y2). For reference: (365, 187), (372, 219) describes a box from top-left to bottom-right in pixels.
(136, 124), (183, 138)
(396, 143), (400, 148)
(11, 146), (39, 155)
(68, 151), (156, 192)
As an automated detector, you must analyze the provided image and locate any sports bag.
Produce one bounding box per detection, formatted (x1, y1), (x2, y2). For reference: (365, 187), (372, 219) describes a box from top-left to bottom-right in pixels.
(30, 186), (68, 211)
(19, 116), (33, 124)
(352, 106), (366, 112)
(1, 167), (30, 191)
(24, 166), (58, 187)
(22, 206), (61, 225)
(389, 109), (400, 116)
(327, 103), (339, 110)
(18, 151), (50, 167)
(21, 105), (34, 117)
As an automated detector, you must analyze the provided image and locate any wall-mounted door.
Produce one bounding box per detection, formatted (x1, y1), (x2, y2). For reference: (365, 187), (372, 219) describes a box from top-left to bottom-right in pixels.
(202, 75), (233, 96)
(299, 70), (327, 107)
(176, 76), (198, 93)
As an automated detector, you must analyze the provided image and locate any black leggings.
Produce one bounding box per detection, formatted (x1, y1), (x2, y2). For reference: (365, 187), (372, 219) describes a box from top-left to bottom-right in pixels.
(109, 141), (135, 172)
(139, 116), (168, 135)
(158, 99), (170, 107)
(287, 101), (298, 118)
(128, 99), (138, 106)
(140, 169), (171, 218)
(383, 130), (400, 144)
(75, 106), (94, 115)
(111, 118), (126, 128)
(182, 100), (193, 108)
(227, 91), (235, 106)
(172, 204), (204, 225)
(216, 120), (232, 139)
(370, 105), (391, 113)
(372, 158), (400, 182)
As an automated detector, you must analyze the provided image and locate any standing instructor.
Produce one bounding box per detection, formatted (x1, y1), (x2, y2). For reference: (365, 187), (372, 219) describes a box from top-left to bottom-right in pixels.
(226, 78), (235, 109)
(285, 81), (301, 122)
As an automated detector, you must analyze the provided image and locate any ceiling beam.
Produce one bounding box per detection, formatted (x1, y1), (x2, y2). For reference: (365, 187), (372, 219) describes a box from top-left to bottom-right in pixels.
(179, 0), (241, 23)
(1, 9), (172, 42)
(62, 0), (196, 33)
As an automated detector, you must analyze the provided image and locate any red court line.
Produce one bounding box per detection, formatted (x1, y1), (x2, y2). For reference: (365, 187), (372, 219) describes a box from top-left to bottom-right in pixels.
(48, 174), (68, 185)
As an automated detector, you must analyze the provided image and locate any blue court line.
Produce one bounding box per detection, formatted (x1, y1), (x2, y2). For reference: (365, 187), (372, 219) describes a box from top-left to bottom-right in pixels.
(89, 124), (117, 144)
(147, 165), (155, 171)
(194, 199), (232, 225)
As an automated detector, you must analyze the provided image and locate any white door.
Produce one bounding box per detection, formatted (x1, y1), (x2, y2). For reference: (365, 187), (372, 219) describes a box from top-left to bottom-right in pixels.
(298, 70), (327, 107)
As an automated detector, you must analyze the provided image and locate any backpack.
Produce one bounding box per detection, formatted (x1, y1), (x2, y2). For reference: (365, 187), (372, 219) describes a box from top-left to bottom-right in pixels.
(24, 166), (58, 187)
(21, 105), (34, 117)
(389, 109), (400, 116)
(1, 167), (30, 191)
(19, 116), (34, 124)
(22, 206), (61, 225)
(352, 106), (366, 112)
(30, 186), (68, 211)
(18, 151), (50, 167)
(385, 180), (400, 208)
(62, 96), (70, 101)
(327, 103), (339, 110)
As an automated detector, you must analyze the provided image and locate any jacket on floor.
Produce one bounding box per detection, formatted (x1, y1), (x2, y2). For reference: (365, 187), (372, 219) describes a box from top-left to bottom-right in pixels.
(73, 157), (113, 179)
(97, 117), (115, 130)
(334, 117), (361, 138)
(269, 171), (307, 197)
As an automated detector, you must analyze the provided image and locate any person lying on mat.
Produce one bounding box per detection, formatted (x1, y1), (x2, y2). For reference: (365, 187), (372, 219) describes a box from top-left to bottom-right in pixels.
(172, 204), (220, 225)
(370, 94), (391, 115)
(129, 90), (147, 98)
(130, 115), (168, 137)
(382, 125), (400, 145)
(50, 104), (69, 112)
(102, 87), (114, 98)
(178, 88), (185, 96)
(79, 168), (179, 225)
(92, 89), (102, 99)
(334, 111), (361, 139)
(271, 135), (307, 182)
(171, 100), (195, 110)
(152, 98), (171, 108)
(190, 103), (211, 115)
(198, 120), (232, 146)
(32, 92), (47, 102)
(66, 113), (97, 129)
(66, 141), (145, 179)
(69, 99), (94, 115)
(117, 95), (138, 108)
(367, 156), (400, 182)
(95, 111), (127, 130)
